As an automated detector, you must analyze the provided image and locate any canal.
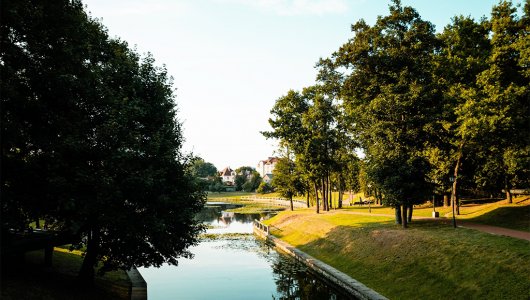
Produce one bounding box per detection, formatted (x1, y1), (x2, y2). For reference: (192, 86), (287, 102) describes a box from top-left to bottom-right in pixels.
(139, 202), (355, 299)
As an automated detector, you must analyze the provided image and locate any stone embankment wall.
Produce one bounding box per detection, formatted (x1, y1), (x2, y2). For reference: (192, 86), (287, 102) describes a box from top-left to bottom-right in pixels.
(253, 222), (388, 300)
(127, 267), (147, 300)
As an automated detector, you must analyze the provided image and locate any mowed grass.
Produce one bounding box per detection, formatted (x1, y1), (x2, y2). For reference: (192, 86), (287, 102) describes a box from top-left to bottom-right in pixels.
(1, 248), (130, 300)
(342, 196), (530, 231)
(224, 203), (285, 214)
(265, 208), (530, 300)
(465, 197), (530, 232)
(206, 191), (256, 199)
(207, 191), (287, 214)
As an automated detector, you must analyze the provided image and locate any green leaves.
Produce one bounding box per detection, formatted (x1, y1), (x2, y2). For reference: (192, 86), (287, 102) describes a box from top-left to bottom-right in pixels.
(1, 0), (205, 277)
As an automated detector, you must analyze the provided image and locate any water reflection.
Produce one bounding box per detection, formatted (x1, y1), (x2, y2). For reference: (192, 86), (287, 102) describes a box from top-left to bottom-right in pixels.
(198, 202), (273, 234)
(139, 203), (355, 299)
(271, 254), (354, 300)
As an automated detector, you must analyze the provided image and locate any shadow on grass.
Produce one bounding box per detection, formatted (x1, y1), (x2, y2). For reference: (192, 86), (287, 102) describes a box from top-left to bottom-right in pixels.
(467, 205), (530, 232)
(1, 250), (129, 300)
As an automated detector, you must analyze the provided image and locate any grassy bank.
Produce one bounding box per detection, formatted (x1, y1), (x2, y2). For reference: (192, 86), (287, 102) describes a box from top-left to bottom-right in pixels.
(264, 208), (530, 300)
(207, 191), (287, 214)
(1, 248), (130, 300)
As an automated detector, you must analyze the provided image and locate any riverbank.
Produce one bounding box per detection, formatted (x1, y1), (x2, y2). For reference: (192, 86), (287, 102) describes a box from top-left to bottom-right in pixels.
(263, 204), (530, 299)
(254, 222), (388, 300)
(1, 248), (130, 299)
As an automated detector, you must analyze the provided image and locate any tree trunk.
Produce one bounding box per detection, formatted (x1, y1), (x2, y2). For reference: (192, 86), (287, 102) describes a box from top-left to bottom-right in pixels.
(328, 175), (333, 211)
(375, 188), (380, 205)
(78, 230), (99, 284)
(314, 181), (320, 214)
(506, 189), (512, 204)
(322, 178), (328, 211)
(395, 205), (402, 224)
(401, 205), (408, 229)
(452, 141), (464, 215)
(443, 194), (449, 207)
(338, 186), (343, 209)
(289, 195), (294, 211)
(306, 191), (310, 208)
(505, 177), (512, 204)
(35, 218), (40, 229)
(407, 204), (413, 223)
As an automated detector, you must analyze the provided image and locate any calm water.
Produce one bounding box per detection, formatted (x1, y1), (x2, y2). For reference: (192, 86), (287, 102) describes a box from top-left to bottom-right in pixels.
(138, 203), (354, 300)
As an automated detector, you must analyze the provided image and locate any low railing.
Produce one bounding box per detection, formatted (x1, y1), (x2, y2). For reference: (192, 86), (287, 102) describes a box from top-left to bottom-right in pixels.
(253, 220), (269, 235)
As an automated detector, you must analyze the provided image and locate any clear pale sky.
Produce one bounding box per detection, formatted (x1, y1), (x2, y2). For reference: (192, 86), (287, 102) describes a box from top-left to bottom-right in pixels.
(82, 0), (523, 170)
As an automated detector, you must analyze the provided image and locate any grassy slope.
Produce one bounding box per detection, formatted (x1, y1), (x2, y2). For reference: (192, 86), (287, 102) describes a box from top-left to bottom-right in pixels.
(1, 249), (130, 300)
(264, 209), (530, 300)
(462, 197), (530, 232)
(207, 191), (288, 214)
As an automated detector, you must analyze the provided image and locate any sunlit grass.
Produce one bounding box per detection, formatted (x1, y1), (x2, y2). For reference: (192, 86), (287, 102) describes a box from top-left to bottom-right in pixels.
(206, 191), (256, 199)
(265, 208), (530, 299)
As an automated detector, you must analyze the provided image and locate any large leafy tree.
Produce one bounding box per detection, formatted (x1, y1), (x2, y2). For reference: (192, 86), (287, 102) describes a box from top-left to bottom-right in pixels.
(271, 149), (304, 211)
(191, 158), (218, 178)
(335, 0), (439, 226)
(430, 15), (491, 210)
(462, 1), (530, 202)
(1, 0), (205, 282)
(190, 158), (218, 190)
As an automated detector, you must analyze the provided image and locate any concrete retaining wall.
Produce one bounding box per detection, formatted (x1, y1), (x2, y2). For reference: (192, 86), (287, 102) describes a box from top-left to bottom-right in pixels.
(253, 223), (388, 300)
(127, 267), (147, 300)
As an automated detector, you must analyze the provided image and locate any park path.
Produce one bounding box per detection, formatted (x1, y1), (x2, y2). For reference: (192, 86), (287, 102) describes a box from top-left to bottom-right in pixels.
(457, 222), (530, 241)
(322, 210), (530, 242)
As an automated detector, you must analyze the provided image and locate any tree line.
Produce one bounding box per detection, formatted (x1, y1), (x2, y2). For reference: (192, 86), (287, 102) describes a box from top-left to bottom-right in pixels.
(190, 158), (266, 192)
(264, 0), (529, 227)
(1, 0), (205, 282)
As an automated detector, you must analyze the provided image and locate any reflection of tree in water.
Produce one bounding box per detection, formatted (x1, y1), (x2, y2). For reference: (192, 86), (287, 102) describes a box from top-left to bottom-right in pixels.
(233, 213), (261, 223)
(194, 205), (222, 222)
(195, 203), (242, 223)
(271, 254), (354, 300)
(197, 203), (277, 224)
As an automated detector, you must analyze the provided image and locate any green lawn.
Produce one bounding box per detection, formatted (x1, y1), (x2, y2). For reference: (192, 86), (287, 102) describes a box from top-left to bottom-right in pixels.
(1, 248), (130, 300)
(466, 198), (530, 232)
(265, 208), (530, 300)
(206, 191), (256, 199)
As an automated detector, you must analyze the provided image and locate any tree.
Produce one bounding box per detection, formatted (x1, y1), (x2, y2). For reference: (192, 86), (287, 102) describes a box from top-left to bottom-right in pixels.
(431, 15), (491, 211)
(234, 166), (254, 191)
(190, 158), (218, 191)
(465, 1), (530, 202)
(271, 150), (304, 211)
(191, 158), (218, 178)
(336, 0), (439, 226)
(256, 181), (273, 194)
(1, 0), (205, 282)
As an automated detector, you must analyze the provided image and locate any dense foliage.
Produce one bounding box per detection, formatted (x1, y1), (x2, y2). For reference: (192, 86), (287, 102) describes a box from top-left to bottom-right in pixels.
(264, 0), (529, 225)
(1, 0), (205, 280)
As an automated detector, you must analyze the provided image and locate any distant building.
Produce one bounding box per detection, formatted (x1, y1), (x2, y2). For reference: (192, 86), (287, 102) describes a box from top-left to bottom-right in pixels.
(219, 167), (236, 185)
(263, 173), (273, 184)
(257, 157), (279, 183)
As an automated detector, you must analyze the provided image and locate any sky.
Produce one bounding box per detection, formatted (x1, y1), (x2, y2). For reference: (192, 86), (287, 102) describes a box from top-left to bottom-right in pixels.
(82, 0), (523, 170)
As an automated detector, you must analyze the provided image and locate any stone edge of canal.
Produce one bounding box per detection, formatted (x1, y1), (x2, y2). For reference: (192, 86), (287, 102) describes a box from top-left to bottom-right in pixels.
(253, 221), (389, 300)
(127, 267), (148, 300)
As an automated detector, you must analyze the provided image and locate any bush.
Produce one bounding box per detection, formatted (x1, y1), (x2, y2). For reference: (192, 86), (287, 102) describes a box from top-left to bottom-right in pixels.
(256, 182), (273, 194)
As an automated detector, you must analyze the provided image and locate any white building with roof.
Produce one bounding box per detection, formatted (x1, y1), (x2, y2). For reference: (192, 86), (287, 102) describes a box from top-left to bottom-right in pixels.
(257, 157), (279, 183)
(219, 167), (236, 185)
